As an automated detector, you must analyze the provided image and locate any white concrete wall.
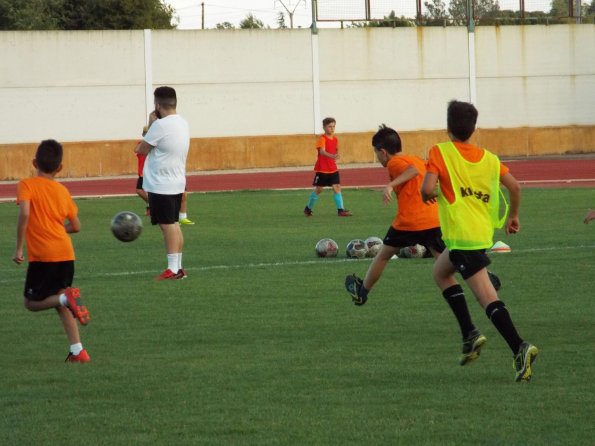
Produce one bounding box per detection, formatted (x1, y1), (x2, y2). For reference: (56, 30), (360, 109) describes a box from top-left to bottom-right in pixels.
(318, 27), (471, 132)
(0, 25), (593, 145)
(475, 25), (595, 127)
(0, 31), (146, 143)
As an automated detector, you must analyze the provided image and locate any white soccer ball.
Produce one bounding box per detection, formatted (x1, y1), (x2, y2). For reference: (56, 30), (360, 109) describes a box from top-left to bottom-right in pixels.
(315, 238), (339, 258)
(346, 239), (367, 259)
(398, 244), (427, 259)
(364, 236), (383, 258)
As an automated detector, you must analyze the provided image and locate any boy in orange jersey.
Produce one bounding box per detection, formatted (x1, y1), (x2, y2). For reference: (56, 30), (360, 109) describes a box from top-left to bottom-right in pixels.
(421, 100), (537, 382)
(13, 139), (91, 363)
(345, 125), (445, 305)
(304, 117), (352, 217)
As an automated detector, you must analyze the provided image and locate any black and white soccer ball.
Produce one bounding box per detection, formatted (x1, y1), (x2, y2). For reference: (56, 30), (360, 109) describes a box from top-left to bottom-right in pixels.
(111, 211), (143, 242)
(346, 239), (367, 259)
(364, 236), (383, 258)
(315, 238), (339, 258)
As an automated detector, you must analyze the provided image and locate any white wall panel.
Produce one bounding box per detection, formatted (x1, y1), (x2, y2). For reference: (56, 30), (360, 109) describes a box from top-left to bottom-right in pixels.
(0, 25), (593, 144)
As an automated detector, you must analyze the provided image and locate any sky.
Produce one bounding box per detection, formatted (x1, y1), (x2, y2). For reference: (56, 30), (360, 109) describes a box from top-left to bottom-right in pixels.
(165, 0), (316, 29)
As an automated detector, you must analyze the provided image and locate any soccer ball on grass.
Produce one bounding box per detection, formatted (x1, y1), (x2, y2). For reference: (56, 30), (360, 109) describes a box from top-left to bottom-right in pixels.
(364, 236), (383, 258)
(346, 239), (367, 259)
(315, 238), (339, 257)
(111, 211), (143, 242)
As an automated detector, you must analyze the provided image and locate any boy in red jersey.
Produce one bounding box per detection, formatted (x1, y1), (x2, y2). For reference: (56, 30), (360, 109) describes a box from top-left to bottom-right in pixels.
(345, 125), (445, 305)
(136, 126), (150, 216)
(13, 139), (91, 363)
(304, 117), (352, 217)
(421, 100), (537, 382)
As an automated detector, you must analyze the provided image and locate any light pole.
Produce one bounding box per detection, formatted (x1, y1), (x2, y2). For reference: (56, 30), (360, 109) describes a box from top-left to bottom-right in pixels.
(275, 0), (305, 28)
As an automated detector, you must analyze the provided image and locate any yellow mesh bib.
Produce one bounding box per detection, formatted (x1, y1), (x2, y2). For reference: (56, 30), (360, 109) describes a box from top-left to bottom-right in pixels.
(437, 142), (508, 250)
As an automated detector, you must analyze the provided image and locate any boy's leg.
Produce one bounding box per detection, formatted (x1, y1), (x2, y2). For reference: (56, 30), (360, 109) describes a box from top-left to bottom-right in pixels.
(304, 187), (321, 215)
(465, 269), (524, 355)
(465, 268), (538, 381)
(434, 250), (485, 365)
(362, 245), (399, 294)
(23, 294), (60, 311)
(179, 191), (195, 224)
(136, 188), (148, 203)
(332, 184), (352, 216)
(57, 306), (81, 345)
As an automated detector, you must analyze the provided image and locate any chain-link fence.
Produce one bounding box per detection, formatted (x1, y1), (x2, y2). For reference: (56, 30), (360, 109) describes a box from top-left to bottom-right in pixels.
(315, 0), (595, 26)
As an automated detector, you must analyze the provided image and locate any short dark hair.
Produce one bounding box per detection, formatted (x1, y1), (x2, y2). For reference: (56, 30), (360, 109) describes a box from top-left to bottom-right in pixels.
(154, 86), (177, 108)
(322, 117), (336, 127)
(447, 100), (478, 141)
(371, 124), (402, 154)
(35, 139), (63, 173)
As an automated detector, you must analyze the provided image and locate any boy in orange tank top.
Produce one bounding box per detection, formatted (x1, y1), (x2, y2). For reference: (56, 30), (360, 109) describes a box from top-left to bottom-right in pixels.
(14, 140), (91, 363)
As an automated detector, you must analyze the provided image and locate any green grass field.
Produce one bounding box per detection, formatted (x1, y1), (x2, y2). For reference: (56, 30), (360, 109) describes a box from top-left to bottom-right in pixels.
(1, 188), (594, 445)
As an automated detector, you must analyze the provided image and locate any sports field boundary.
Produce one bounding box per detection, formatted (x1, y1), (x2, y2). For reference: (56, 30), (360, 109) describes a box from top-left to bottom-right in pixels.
(0, 157), (594, 202)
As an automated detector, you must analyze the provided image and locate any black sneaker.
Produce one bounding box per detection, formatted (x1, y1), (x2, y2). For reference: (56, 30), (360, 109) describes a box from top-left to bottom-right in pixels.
(304, 206), (313, 217)
(460, 329), (487, 366)
(345, 274), (366, 306)
(513, 341), (538, 382)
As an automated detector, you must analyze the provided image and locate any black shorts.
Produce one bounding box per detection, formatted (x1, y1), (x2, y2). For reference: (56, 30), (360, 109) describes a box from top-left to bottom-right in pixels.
(24, 261), (74, 301)
(313, 172), (340, 187)
(136, 176), (144, 190)
(383, 226), (446, 253)
(449, 249), (492, 280)
(148, 192), (182, 225)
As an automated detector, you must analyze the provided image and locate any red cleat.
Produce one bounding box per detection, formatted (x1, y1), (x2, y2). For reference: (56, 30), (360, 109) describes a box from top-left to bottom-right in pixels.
(338, 209), (353, 217)
(155, 269), (177, 281)
(64, 287), (90, 325)
(65, 349), (91, 363)
(174, 268), (187, 280)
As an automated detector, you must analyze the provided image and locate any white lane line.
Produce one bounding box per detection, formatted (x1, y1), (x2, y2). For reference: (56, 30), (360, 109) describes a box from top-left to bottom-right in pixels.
(0, 244), (592, 285)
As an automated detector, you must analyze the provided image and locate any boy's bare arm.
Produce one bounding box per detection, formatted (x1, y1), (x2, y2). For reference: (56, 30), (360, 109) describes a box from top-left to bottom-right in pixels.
(420, 172), (439, 203)
(500, 172), (521, 234)
(65, 216), (81, 234)
(383, 165), (419, 204)
(319, 148), (338, 160)
(13, 201), (30, 264)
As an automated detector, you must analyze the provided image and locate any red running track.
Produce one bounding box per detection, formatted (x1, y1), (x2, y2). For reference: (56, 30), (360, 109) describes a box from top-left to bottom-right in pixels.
(0, 158), (594, 201)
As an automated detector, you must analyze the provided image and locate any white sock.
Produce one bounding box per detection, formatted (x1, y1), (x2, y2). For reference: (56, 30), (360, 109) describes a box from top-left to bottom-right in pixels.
(59, 293), (68, 307)
(70, 343), (83, 355)
(177, 253), (183, 270)
(179, 212), (187, 219)
(167, 254), (178, 273)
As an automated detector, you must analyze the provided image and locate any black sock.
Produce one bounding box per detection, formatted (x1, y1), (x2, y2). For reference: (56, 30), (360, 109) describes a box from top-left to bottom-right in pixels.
(485, 300), (523, 354)
(442, 285), (475, 339)
(359, 285), (369, 299)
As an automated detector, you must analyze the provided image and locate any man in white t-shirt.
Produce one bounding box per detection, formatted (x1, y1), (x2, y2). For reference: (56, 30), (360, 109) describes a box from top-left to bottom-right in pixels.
(135, 86), (190, 280)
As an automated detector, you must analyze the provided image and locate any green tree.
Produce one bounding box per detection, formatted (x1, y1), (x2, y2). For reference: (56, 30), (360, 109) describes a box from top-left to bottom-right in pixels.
(550, 0), (569, 16)
(239, 13), (265, 29)
(215, 21), (235, 29)
(446, 0), (500, 25)
(348, 10), (414, 27)
(423, 0), (449, 25)
(0, 0), (175, 30)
